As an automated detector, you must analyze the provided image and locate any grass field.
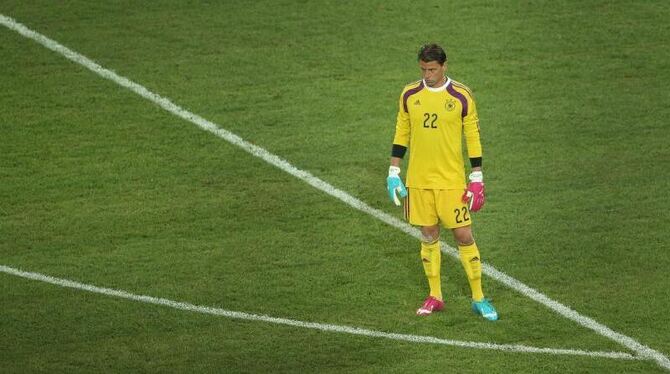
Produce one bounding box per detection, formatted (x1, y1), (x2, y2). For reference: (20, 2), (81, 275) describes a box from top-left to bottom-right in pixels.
(1, 1), (669, 372)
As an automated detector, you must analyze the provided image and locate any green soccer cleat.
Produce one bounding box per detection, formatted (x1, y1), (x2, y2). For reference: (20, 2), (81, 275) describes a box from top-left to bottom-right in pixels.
(472, 298), (498, 321)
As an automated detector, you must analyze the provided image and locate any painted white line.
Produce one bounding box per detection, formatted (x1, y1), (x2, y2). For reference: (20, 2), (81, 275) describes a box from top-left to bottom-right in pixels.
(1, 14), (668, 371)
(0, 265), (641, 361)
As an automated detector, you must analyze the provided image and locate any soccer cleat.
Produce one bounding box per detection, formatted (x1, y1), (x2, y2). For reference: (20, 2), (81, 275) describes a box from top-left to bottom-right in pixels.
(471, 298), (498, 321)
(416, 296), (444, 316)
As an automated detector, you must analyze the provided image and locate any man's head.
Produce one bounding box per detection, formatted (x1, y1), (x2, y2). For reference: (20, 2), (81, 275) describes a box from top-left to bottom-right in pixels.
(417, 43), (447, 88)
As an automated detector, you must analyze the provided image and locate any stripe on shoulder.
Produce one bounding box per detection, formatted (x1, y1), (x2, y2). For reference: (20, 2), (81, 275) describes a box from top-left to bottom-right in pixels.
(450, 80), (474, 97)
(403, 79), (423, 90)
(402, 80), (425, 112)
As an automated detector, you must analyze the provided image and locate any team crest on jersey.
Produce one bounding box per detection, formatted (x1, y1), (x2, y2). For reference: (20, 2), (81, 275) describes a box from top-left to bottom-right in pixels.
(445, 99), (456, 111)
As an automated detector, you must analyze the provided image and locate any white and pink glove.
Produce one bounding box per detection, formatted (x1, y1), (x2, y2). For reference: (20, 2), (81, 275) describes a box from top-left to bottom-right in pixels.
(462, 171), (485, 212)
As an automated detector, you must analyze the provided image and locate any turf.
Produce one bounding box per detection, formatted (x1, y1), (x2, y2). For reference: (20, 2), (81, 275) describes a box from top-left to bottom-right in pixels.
(1, 1), (669, 372)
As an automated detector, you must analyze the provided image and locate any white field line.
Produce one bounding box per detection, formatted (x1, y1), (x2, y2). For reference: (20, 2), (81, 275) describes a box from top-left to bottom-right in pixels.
(1, 13), (668, 371)
(0, 265), (641, 361)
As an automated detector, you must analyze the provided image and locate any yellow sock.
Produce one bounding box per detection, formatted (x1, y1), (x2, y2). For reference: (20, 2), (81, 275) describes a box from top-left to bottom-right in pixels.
(420, 241), (442, 300)
(458, 242), (484, 301)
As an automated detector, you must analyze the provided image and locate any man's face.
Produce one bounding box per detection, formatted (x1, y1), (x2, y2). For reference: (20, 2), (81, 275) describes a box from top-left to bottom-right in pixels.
(419, 60), (446, 87)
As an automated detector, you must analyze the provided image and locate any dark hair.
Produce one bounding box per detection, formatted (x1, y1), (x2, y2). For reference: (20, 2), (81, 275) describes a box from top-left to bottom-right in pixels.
(417, 43), (447, 65)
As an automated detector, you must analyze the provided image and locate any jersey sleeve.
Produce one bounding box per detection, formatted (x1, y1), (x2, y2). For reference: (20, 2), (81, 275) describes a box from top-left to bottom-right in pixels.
(463, 93), (482, 158)
(392, 90), (411, 147)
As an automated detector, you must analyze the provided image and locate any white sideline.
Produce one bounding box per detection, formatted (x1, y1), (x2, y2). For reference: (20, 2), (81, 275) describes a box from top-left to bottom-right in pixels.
(0, 14), (668, 371)
(0, 265), (641, 361)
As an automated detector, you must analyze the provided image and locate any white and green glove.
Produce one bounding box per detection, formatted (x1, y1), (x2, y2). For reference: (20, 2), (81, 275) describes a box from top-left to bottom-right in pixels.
(387, 166), (408, 206)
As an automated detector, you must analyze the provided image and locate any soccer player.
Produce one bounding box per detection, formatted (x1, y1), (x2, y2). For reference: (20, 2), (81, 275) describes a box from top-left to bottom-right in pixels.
(386, 43), (498, 321)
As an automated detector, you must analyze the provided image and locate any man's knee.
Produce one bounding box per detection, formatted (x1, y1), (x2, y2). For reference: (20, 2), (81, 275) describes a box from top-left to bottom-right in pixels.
(420, 226), (440, 244)
(452, 226), (474, 246)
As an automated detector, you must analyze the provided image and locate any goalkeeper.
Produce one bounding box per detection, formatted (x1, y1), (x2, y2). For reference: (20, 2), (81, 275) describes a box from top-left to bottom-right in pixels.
(387, 43), (498, 321)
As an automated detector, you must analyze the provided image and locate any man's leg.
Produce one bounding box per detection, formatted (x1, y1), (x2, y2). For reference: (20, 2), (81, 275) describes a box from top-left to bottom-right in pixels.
(420, 225), (442, 300)
(416, 224), (445, 316)
(452, 226), (498, 321)
(452, 226), (484, 301)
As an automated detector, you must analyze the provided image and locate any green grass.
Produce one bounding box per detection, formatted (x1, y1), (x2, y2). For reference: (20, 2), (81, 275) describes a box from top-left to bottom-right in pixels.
(1, 1), (669, 372)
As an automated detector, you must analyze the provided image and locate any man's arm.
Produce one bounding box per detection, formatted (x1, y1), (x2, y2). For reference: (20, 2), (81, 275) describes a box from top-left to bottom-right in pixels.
(462, 94), (485, 211)
(387, 91), (411, 206)
(390, 142), (407, 167)
(470, 161), (482, 173)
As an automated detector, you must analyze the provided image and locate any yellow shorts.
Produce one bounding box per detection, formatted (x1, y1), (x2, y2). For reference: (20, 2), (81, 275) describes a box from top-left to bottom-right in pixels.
(404, 188), (471, 229)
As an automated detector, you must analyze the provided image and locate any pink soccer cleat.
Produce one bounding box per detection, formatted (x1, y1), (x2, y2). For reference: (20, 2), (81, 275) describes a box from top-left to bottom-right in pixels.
(416, 296), (444, 316)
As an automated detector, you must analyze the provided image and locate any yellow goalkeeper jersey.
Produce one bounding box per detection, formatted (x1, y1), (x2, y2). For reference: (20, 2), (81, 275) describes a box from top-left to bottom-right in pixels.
(393, 78), (482, 189)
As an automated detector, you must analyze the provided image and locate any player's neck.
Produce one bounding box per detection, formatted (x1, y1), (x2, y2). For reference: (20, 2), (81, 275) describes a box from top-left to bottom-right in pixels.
(423, 77), (449, 92)
(432, 76), (447, 87)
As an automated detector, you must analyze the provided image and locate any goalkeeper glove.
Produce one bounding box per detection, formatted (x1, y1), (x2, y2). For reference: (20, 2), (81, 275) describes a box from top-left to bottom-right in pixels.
(387, 166), (407, 206)
(462, 170), (485, 212)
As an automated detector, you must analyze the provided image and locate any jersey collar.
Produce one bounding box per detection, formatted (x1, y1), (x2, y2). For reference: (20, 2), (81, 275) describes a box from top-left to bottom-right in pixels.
(422, 77), (451, 92)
